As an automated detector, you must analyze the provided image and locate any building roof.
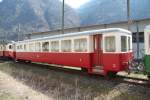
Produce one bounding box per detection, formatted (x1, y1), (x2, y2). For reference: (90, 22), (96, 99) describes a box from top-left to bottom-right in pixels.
(145, 25), (150, 29)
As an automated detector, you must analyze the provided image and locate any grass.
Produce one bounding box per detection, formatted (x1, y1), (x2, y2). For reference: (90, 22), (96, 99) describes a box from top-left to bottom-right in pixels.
(0, 61), (150, 100)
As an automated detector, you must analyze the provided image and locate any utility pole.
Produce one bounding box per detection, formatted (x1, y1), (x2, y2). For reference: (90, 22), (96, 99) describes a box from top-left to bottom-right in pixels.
(127, 0), (130, 30)
(61, 0), (65, 34)
(18, 24), (20, 41)
(5, 31), (7, 42)
(136, 21), (140, 59)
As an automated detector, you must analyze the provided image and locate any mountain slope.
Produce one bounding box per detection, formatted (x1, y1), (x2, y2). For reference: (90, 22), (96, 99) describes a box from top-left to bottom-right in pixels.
(0, 0), (80, 40)
(78, 0), (150, 26)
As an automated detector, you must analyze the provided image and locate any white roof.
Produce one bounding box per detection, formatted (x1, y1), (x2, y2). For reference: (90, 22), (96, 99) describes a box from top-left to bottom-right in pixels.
(145, 25), (150, 29)
(17, 28), (131, 43)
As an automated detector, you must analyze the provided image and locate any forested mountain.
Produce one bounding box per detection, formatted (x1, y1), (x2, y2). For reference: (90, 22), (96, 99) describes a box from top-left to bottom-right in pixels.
(0, 0), (80, 40)
(78, 0), (150, 26)
(0, 0), (150, 40)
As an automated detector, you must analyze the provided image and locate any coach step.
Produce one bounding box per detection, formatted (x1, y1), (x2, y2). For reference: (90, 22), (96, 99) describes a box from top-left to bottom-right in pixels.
(92, 66), (105, 75)
(94, 66), (103, 70)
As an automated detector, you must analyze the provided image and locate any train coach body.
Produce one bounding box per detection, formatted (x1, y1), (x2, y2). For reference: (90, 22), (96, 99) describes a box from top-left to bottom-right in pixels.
(144, 26), (150, 75)
(4, 43), (15, 59)
(0, 44), (4, 57)
(14, 28), (132, 75)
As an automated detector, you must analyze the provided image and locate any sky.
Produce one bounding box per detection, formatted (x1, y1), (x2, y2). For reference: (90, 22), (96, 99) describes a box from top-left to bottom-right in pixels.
(61, 0), (90, 9)
(0, 0), (2, 2)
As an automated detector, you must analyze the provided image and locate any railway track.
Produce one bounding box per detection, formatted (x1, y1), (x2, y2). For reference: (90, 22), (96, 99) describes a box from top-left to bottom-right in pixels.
(24, 62), (150, 87)
(1, 59), (150, 88)
(115, 75), (150, 87)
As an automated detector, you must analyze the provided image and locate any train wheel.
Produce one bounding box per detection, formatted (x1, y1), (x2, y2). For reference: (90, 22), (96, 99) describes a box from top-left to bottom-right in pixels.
(14, 59), (19, 63)
(147, 75), (150, 83)
(81, 68), (87, 72)
(26, 60), (31, 63)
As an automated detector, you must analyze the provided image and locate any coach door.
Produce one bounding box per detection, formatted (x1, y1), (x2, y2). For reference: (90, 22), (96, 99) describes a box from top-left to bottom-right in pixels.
(93, 34), (103, 67)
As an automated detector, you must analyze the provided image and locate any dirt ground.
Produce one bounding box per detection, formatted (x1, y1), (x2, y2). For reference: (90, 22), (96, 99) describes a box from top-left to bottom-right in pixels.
(0, 61), (150, 100)
(0, 70), (53, 100)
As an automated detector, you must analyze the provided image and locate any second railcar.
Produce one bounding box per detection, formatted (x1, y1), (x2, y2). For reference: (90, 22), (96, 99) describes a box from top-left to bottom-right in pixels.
(144, 25), (150, 76)
(4, 43), (16, 59)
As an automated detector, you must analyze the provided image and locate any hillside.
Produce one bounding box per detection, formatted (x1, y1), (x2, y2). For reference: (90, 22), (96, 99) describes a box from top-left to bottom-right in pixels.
(0, 0), (80, 40)
(78, 0), (150, 26)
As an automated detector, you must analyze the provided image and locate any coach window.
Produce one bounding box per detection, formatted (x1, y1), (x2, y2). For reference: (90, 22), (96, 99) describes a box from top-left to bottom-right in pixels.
(51, 41), (59, 52)
(128, 37), (131, 51)
(35, 42), (41, 52)
(24, 44), (26, 51)
(42, 42), (49, 52)
(121, 36), (127, 52)
(20, 45), (23, 50)
(105, 36), (116, 52)
(17, 46), (19, 50)
(9, 45), (12, 49)
(61, 40), (72, 52)
(74, 38), (87, 52)
(29, 43), (35, 52)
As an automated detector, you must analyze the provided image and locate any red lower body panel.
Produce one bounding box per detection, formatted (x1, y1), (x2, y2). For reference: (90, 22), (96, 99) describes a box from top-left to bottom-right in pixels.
(16, 52), (92, 69)
(0, 51), (4, 57)
(4, 51), (15, 59)
(15, 52), (133, 75)
(102, 52), (133, 72)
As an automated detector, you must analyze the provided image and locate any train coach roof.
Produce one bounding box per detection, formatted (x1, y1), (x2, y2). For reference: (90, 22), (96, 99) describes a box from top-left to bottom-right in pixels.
(145, 25), (150, 29)
(18, 28), (131, 43)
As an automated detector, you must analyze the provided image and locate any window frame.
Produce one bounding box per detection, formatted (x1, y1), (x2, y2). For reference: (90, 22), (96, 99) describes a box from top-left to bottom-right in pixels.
(104, 36), (116, 52)
(29, 43), (35, 52)
(121, 36), (127, 52)
(50, 40), (60, 52)
(24, 44), (27, 51)
(35, 42), (42, 52)
(9, 45), (12, 49)
(42, 41), (49, 52)
(74, 38), (88, 52)
(128, 36), (132, 51)
(61, 39), (72, 52)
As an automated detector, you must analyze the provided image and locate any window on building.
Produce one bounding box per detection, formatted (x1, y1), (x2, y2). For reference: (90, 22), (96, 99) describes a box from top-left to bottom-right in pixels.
(132, 32), (144, 43)
(51, 41), (59, 52)
(35, 42), (41, 52)
(29, 43), (35, 52)
(105, 36), (116, 52)
(121, 36), (127, 52)
(74, 38), (87, 52)
(61, 40), (72, 52)
(42, 42), (49, 52)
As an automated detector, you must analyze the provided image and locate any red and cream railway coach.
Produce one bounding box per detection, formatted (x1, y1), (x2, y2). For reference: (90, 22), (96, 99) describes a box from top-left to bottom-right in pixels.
(15, 28), (133, 75)
(4, 43), (16, 59)
(0, 44), (4, 57)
